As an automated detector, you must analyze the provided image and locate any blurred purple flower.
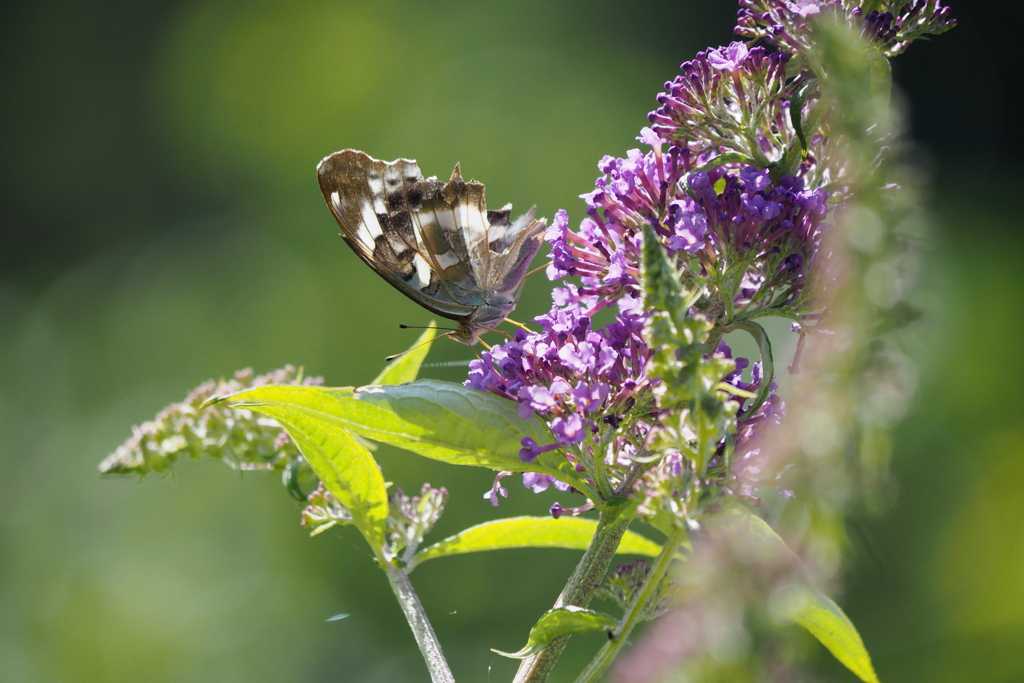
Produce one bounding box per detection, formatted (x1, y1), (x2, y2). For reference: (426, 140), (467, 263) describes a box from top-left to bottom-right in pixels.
(736, 0), (956, 57)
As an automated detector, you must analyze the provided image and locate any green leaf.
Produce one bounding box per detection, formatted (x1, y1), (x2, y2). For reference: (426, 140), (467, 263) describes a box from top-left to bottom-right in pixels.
(225, 381), (577, 486)
(721, 319), (774, 414)
(243, 404), (388, 548)
(718, 506), (880, 683)
(371, 321), (437, 386)
(492, 606), (618, 659)
(790, 79), (811, 152)
(775, 587), (880, 683)
(411, 516), (663, 569)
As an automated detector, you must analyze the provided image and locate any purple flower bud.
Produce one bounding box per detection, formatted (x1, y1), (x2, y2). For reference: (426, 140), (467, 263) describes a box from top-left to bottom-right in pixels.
(518, 437), (544, 463)
(742, 194), (781, 221)
(666, 199), (709, 254)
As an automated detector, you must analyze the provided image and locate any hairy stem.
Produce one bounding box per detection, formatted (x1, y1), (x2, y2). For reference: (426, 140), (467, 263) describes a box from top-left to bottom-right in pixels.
(383, 561), (454, 683)
(513, 510), (632, 683)
(574, 526), (690, 683)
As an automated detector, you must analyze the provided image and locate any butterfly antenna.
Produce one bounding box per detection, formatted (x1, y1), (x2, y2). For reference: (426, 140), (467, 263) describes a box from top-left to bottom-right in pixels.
(524, 260), (553, 280)
(512, 260), (553, 306)
(399, 324), (458, 332)
(385, 331), (455, 362)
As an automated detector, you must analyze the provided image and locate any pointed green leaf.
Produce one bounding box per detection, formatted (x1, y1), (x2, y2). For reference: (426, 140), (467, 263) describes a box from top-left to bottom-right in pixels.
(372, 322), (438, 386)
(411, 516), (663, 568)
(718, 506), (880, 683)
(492, 606), (618, 659)
(224, 381), (576, 487)
(243, 404), (388, 548)
(775, 586), (880, 683)
(721, 320), (774, 414)
(790, 79), (811, 152)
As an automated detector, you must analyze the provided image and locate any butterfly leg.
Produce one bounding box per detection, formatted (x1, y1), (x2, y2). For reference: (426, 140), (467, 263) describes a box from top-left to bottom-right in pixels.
(504, 318), (535, 334)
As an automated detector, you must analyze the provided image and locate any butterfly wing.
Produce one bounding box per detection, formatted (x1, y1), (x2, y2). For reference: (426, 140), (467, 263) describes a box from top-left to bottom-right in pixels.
(413, 172), (547, 328)
(410, 164), (493, 308)
(485, 205), (547, 296)
(316, 150), (476, 321)
(317, 149), (546, 340)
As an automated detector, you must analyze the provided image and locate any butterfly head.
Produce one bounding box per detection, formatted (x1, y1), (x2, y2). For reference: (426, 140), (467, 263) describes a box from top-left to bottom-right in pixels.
(449, 292), (518, 345)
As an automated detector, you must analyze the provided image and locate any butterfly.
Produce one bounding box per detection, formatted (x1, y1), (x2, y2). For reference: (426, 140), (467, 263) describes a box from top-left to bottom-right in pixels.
(317, 150), (547, 345)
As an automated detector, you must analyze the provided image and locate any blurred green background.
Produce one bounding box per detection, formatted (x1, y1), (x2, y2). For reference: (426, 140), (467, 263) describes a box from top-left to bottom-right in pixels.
(1, 1), (1021, 681)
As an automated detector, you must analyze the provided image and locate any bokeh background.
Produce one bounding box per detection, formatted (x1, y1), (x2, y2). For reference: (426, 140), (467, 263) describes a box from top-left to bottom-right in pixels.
(2, 1), (1021, 681)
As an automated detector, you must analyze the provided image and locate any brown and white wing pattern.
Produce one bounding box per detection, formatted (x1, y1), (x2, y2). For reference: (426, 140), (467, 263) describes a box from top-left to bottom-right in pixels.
(486, 205), (547, 296)
(317, 150), (472, 320)
(316, 149), (546, 342)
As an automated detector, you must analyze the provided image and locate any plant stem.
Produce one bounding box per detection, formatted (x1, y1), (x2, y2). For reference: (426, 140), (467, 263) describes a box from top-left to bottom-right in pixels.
(383, 561), (455, 683)
(573, 526), (690, 683)
(513, 510), (632, 683)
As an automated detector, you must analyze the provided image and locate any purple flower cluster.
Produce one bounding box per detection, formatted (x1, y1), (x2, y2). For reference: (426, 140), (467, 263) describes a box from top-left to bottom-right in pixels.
(648, 43), (797, 163)
(546, 130), (696, 314)
(694, 166), (828, 253)
(690, 166), (829, 310)
(735, 0), (827, 52)
(548, 140), (829, 322)
(465, 0), (952, 509)
(467, 88), (823, 506)
(540, 40), (830, 324)
(467, 300), (651, 495)
(736, 1), (956, 58)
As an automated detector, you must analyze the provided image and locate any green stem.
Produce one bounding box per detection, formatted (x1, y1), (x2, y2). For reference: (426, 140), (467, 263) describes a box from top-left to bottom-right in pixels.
(590, 431), (613, 500)
(690, 152), (750, 177)
(573, 526), (690, 683)
(383, 561), (455, 683)
(513, 510), (632, 683)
